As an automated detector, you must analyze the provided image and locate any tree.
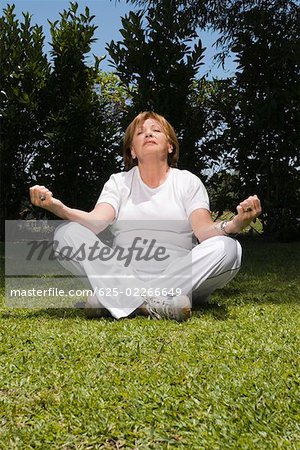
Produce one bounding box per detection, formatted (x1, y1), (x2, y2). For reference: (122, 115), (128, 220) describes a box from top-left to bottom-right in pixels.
(33, 2), (123, 213)
(209, 1), (300, 240)
(0, 4), (50, 240)
(107, 0), (208, 174)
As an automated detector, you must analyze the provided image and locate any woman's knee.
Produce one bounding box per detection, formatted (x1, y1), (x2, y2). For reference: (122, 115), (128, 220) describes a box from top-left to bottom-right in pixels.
(218, 236), (242, 268)
(199, 235), (242, 269)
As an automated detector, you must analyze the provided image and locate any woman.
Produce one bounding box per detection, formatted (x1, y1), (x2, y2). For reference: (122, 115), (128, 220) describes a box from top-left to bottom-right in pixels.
(29, 111), (261, 321)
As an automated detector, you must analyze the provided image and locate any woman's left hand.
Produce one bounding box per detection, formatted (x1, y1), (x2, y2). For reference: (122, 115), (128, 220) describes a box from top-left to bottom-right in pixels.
(231, 195), (262, 232)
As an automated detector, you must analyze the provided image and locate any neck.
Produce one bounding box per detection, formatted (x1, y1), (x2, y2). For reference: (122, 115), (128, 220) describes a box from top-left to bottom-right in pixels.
(137, 161), (170, 188)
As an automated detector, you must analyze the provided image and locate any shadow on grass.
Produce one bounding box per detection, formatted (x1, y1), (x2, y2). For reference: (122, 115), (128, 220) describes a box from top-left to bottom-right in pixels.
(192, 303), (230, 321)
(0, 307), (94, 320)
(0, 303), (229, 322)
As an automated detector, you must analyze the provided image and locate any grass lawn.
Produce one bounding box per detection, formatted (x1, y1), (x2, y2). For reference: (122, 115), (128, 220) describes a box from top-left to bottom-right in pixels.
(0, 239), (299, 449)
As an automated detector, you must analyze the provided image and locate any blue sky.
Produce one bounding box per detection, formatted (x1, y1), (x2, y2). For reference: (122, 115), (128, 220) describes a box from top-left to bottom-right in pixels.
(5, 0), (236, 78)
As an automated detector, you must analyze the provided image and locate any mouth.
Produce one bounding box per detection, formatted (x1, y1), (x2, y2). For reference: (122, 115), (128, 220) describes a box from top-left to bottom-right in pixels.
(144, 140), (156, 145)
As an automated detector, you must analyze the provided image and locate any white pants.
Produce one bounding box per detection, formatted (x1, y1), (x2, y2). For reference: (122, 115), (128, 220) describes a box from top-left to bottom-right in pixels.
(54, 222), (242, 319)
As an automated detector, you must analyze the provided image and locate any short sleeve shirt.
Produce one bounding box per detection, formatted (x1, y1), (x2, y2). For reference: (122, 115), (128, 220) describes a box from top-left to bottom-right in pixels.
(96, 167), (209, 263)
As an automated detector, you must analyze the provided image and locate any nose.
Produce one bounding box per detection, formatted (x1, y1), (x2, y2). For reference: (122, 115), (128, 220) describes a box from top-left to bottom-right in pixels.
(145, 131), (153, 137)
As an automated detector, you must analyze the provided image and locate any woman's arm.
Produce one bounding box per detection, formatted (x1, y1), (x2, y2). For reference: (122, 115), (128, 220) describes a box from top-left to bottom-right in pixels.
(29, 185), (115, 235)
(190, 195), (262, 242)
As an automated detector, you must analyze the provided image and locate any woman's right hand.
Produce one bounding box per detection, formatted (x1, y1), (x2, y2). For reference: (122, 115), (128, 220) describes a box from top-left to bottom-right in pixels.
(29, 185), (63, 213)
(29, 185), (115, 232)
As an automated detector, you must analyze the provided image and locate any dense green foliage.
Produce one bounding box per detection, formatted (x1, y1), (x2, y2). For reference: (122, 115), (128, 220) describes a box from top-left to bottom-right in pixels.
(0, 5), (50, 239)
(0, 241), (299, 447)
(207, 0), (300, 240)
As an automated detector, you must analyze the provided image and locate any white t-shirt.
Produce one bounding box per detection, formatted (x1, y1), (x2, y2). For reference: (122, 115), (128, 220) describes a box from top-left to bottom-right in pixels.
(96, 167), (210, 274)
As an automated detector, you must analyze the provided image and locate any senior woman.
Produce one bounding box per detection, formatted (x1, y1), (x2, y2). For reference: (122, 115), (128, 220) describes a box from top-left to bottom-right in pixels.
(29, 111), (261, 321)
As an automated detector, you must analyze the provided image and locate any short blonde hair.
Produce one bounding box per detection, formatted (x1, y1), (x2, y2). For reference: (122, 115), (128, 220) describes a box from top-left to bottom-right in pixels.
(123, 111), (179, 170)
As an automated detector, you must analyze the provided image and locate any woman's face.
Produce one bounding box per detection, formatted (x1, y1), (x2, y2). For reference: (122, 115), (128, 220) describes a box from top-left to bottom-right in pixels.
(130, 118), (173, 164)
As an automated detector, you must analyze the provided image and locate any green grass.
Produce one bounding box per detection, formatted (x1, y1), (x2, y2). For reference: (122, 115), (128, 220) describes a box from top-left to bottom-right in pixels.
(0, 240), (299, 449)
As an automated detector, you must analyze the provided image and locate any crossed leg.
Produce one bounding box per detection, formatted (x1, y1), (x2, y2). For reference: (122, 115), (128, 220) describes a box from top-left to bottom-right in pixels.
(54, 223), (242, 319)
